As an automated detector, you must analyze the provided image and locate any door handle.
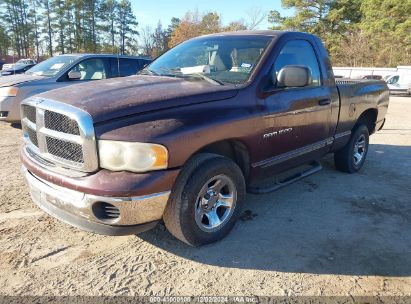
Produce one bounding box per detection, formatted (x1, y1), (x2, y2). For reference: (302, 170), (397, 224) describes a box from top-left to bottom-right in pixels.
(318, 98), (331, 106)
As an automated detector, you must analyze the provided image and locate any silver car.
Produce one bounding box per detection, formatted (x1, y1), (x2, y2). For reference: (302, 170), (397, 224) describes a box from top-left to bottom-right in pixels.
(0, 54), (151, 122)
(2, 59), (37, 71)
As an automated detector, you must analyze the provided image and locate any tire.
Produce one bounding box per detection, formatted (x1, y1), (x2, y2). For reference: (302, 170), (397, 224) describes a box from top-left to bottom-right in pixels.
(163, 153), (246, 246)
(334, 124), (369, 173)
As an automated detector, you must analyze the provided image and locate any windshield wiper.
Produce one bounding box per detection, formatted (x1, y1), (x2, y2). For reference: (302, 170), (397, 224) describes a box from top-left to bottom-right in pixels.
(138, 68), (160, 76)
(186, 73), (225, 86)
(157, 67), (184, 78)
(156, 67), (224, 85)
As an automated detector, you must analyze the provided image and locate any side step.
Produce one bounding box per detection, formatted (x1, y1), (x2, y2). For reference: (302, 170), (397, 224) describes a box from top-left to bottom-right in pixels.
(248, 161), (322, 194)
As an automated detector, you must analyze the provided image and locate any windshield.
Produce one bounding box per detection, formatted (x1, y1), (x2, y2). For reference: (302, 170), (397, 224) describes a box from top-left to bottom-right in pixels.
(145, 36), (272, 85)
(26, 56), (78, 77)
(17, 59), (32, 64)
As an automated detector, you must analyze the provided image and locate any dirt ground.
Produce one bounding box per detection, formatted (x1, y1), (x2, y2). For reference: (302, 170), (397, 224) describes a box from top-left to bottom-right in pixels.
(0, 96), (410, 297)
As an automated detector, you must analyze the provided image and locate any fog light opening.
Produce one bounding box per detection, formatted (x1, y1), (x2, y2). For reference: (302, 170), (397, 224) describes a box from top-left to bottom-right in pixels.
(92, 202), (121, 222)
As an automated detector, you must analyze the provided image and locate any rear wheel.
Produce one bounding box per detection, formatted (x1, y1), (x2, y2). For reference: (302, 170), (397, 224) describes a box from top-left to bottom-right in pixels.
(163, 154), (246, 246)
(334, 124), (369, 173)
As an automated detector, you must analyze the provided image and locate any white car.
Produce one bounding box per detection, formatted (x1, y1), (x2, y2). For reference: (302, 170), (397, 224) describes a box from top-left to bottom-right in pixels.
(2, 59), (37, 71)
(386, 74), (411, 95)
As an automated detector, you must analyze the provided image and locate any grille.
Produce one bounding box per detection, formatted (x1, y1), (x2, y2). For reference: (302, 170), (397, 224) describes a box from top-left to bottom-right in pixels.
(335, 79), (357, 85)
(27, 128), (38, 147)
(21, 98), (98, 173)
(22, 105), (36, 123)
(46, 137), (84, 163)
(44, 110), (80, 135)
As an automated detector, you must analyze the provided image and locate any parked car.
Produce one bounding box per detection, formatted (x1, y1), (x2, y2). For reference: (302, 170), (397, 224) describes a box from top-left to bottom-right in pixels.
(20, 31), (389, 246)
(0, 54), (151, 121)
(360, 75), (382, 80)
(3, 59), (37, 70)
(386, 74), (411, 95)
(0, 59), (5, 70)
(0, 62), (37, 76)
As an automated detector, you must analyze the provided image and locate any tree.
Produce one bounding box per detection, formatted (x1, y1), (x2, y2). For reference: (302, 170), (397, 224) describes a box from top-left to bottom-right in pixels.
(117, 0), (138, 55)
(2, 0), (33, 57)
(246, 7), (267, 30)
(268, 0), (367, 66)
(50, 0), (66, 53)
(0, 24), (11, 55)
(200, 12), (221, 34)
(169, 10), (223, 48)
(28, 0), (42, 59)
(151, 21), (167, 57)
(359, 0), (411, 66)
(140, 25), (154, 57)
(99, 0), (118, 52)
(224, 20), (247, 31)
(41, 0), (53, 56)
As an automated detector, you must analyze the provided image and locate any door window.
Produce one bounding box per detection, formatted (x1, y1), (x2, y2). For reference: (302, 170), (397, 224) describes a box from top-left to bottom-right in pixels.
(70, 58), (107, 80)
(387, 76), (399, 84)
(273, 40), (322, 87)
(119, 58), (139, 76)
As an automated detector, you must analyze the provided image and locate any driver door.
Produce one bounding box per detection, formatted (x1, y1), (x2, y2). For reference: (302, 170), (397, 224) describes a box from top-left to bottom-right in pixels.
(259, 39), (334, 169)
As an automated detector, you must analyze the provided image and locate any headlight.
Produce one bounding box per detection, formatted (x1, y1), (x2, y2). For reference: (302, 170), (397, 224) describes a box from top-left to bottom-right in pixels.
(0, 86), (18, 97)
(98, 140), (168, 172)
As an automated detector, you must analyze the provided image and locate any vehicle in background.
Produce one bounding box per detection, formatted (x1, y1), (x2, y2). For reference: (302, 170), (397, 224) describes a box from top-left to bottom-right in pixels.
(361, 75), (382, 80)
(0, 61), (37, 76)
(385, 74), (411, 95)
(20, 31), (389, 246)
(1, 59), (37, 73)
(0, 60), (5, 70)
(0, 54), (151, 122)
(407, 83), (411, 95)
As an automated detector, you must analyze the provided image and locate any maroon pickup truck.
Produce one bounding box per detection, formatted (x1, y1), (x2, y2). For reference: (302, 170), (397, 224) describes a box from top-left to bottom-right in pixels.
(20, 31), (389, 246)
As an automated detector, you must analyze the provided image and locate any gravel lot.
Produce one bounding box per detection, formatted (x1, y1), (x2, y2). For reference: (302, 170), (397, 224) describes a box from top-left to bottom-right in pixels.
(0, 96), (410, 297)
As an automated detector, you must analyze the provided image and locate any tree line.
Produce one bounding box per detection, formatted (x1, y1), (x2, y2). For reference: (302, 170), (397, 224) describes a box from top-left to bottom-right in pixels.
(269, 0), (411, 67)
(0, 0), (410, 67)
(0, 0), (138, 58)
(0, 3), (267, 60)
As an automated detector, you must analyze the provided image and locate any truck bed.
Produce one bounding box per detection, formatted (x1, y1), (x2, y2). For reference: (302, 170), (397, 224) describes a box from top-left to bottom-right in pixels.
(334, 78), (389, 140)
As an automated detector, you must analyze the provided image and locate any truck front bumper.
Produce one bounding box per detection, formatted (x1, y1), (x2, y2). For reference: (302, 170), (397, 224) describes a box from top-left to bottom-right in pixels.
(22, 166), (170, 236)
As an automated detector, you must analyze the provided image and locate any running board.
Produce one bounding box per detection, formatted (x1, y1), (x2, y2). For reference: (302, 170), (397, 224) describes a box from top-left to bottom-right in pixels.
(248, 161), (322, 194)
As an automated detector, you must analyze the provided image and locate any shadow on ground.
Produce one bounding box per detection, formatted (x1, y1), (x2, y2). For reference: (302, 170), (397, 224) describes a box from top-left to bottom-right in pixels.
(139, 144), (411, 276)
(10, 123), (22, 129)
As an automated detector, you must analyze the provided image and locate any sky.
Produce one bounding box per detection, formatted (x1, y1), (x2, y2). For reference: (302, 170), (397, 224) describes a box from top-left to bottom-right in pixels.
(130, 0), (293, 31)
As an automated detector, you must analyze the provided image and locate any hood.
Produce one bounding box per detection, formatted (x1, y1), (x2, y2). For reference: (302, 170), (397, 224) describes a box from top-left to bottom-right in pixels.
(0, 73), (45, 87)
(2, 63), (14, 70)
(37, 75), (239, 123)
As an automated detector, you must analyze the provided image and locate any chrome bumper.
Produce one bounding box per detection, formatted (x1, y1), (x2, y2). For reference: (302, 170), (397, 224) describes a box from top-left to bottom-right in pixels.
(22, 166), (170, 235)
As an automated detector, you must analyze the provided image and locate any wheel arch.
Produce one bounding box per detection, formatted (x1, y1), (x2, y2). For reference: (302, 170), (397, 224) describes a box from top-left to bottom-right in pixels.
(356, 108), (378, 134)
(193, 139), (251, 181)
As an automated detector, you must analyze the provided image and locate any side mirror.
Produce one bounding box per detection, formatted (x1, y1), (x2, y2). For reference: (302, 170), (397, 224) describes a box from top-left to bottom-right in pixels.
(276, 65), (312, 88)
(68, 70), (81, 80)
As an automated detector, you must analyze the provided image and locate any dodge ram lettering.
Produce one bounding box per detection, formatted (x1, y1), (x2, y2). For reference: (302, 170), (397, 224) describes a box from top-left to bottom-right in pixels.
(20, 31), (389, 246)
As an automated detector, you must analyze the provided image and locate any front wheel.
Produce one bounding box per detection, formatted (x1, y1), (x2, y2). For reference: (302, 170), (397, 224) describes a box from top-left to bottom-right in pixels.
(163, 154), (246, 246)
(334, 124), (370, 173)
